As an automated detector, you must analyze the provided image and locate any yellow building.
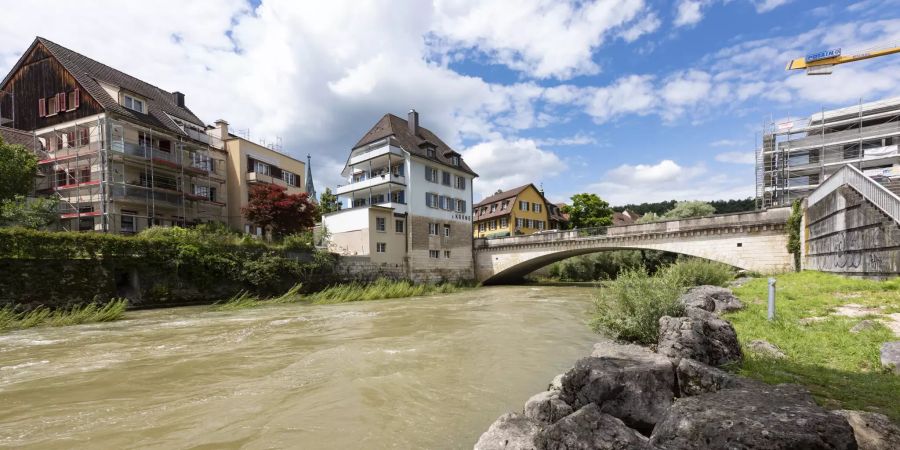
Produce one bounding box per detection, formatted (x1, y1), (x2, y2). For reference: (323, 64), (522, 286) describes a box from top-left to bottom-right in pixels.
(473, 183), (554, 238)
(211, 121), (307, 235)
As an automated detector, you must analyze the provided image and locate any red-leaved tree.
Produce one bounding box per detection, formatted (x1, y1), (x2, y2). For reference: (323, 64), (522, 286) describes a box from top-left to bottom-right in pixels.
(242, 184), (317, 238)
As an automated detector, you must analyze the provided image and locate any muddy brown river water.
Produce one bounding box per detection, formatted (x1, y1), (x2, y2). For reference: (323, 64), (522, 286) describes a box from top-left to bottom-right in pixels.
(0, 286), (597, 449)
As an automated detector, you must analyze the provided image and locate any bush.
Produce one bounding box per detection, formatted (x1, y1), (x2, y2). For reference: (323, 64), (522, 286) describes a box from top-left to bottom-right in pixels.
(547, 250), (676, 281)
(281, 231), (314, 252)
(659, 258), (734, 288)
(590, 268), (686, 345)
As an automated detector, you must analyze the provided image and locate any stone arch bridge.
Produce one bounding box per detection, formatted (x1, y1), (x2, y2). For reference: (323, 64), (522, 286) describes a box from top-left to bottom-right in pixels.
(474, 208), (793, 284)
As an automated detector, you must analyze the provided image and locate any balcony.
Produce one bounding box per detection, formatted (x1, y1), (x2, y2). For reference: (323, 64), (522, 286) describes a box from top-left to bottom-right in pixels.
(110, 184), (186, 208)
(347, 144), (405, 167)
(336, 173), (406, 195)
(247, 171), (300, 189)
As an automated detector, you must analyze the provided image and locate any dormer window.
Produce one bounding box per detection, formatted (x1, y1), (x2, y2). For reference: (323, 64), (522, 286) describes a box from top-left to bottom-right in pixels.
(426, 148), (435, 158)
(451, 155), (460, 166)
(123, 94), (145, 113)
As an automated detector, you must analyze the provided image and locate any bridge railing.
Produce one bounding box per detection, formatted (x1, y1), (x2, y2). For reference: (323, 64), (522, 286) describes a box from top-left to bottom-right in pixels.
(807, 164), (900, 224)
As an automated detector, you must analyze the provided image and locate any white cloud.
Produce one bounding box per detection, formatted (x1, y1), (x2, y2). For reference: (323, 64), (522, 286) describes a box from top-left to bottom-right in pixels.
(534, 133), (598, 146)
(590, 159), (753, 204)
(710, 139), (745, 147)
(752, 0), (792, 13)
(715, 151), (756, 164)
(584, 75), (658, 123)
(430, 0), (654, 79)
(461, 138), (567, 200)
(618, 12), (661, 43)
(674, 0), (706, 27)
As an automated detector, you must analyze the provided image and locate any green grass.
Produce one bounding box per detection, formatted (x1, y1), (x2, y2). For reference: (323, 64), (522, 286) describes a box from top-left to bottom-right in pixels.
(590, 268), (686, 345)
(728, 271), (900, 420)
(212, 279), (469, 310)
(0, 298), (128, 332)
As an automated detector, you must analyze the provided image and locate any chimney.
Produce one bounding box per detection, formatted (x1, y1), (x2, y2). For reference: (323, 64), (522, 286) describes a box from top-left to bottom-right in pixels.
(212, 119), (229, 143)
(408, 109), (419, 136)
(173, 91), (186, 108)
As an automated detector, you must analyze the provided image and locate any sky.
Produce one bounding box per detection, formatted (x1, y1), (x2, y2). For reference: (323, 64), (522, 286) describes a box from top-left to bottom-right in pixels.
(2, 0), (900, 205)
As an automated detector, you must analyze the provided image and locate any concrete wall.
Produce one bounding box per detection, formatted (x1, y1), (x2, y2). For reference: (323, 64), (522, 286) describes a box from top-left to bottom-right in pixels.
(803, 186), (900, 276)
(334, 255), (407, 282)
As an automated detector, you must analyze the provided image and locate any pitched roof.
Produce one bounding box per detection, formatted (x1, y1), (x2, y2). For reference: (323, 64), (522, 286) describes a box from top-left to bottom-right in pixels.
(474, 184), (532, 208)
(0, 126), (40, 153)
(352, 113), (477, 176)
(5, 37), (206, 136)
(612, 210), (641, 226)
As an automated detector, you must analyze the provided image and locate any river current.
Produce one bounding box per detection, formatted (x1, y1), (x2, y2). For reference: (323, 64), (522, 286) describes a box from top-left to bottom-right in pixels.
(0, 286), (597, 449)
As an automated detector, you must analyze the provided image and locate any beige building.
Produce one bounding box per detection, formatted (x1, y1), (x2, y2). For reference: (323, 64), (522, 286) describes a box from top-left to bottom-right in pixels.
(214, 120), (307, 234)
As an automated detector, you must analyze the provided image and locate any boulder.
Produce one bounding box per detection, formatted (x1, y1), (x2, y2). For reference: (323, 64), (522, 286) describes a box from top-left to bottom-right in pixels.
(548, 373), (564, 392)
(524, 391), (574, 425)
(649, 384), (858, 450)
(746, 339), (786, 359)
(675, 358), (761, 396)
(657, 307), (743, 367)
(535, 403), (648, 450)
(681, 285), (744, 314)
(851, 320), (879, 334)
(560, 344), (676, 435)
(881, 342), (900, 374)
(833, 410), (900, 450)
(475, 413), (541, 450)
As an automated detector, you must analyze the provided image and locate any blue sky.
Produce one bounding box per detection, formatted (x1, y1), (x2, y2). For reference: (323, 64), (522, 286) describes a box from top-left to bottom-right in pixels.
(2, 0), (900, 204)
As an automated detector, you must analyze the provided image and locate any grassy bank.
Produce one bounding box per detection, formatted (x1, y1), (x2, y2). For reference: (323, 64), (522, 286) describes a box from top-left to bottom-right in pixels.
(0, 299), (128, 332)
(214, 278), (471, 310)
(728, 271), (900, 420)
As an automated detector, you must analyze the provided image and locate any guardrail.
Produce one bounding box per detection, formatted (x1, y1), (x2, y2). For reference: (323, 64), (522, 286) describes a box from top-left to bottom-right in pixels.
(806, 164), (900, 223)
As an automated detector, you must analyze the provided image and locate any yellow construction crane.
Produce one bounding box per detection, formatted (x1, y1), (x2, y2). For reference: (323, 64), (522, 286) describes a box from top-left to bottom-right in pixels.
(786, 43), (900, 75)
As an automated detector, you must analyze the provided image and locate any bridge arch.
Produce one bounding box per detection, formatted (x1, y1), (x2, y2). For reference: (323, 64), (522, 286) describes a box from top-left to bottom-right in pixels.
(474, 209), (794, 285)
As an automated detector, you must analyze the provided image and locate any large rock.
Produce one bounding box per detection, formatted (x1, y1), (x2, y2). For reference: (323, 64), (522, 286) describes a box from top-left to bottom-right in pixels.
(657, 307), (743, 367)
(548, 373), (564, 392)
(746, 339), (787, 359)
(475, 413), (540, 450)
(524, 391), (573, 425)
(560, 342), (676, 435)
(833, 410), (900, 450)
(675, 358), (761, 396)
(881, 342), (900, 374)
(535, 403), (648, 450)
(681, 285), (744, 314)
(649, 384), (858, 450)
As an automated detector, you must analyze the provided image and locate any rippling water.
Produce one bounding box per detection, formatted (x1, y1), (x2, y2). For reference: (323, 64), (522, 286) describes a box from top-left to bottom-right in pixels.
(0, 286), (597, 449)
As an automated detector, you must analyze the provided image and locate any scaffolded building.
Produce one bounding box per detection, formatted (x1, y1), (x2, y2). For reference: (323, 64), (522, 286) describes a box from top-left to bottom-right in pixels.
(757, 96), (900, 208)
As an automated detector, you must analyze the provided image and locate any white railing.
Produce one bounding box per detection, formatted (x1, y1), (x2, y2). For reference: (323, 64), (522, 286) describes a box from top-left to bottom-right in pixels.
(807, 164), (900, 223)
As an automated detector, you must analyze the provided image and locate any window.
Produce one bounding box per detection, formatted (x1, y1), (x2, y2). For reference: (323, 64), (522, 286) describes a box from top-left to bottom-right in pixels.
(451, 156), (460, 166)
(426, 192), (439, 208)
(429, 223), (439, 235)
(439, 195), (453, 210)
(67, 90), (80, 111)
(121, 210), (137, 234)
(489, 220), (496, 230)
(391, 190), (405, 204)
(501, 200), (509, 210)
(78, 206), (94, 232)
(478, 223), (486, 232)
(490, 204), (497, 213)
(47, 96), (59, 116)
(192, 153), (212, 172)
(444, 250), (451, 258)
(525, 219), (533, 228)
(442, 171), (451, 186)
(376, 242), (386, 253)
(80, 168), (91, 183)
(456, 199), (466, 213)
(516, 218), (524, 228)
(537, 220), (545, 230)
(392, 164), (405, 177)
(376, 217), (386, 232)
(429, 250), (440, 258)
(533, 203), (542, 213)
(500, 217), (508, 228)
(443, 224), (450, 237)
(254, 160), (270, 175)
(425, 166), (438, 182)
(282, 171), (297, 186)
(209, 187), (217, 202)
(427, 148), (436, 158)
(395, 219), (405, 233)
(519, 201), (529, 211)
(455, 176), (466, 190)
(123, 94), (144, 113)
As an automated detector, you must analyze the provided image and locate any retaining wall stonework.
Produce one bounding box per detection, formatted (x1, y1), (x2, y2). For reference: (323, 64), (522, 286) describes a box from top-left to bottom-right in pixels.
(804, 186), (900, 277)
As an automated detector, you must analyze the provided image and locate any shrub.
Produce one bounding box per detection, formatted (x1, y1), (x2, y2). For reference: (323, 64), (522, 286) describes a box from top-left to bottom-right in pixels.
(659, 258), (734, 288)
(590, 268), (686, 345)
(281, 231), (314, 252)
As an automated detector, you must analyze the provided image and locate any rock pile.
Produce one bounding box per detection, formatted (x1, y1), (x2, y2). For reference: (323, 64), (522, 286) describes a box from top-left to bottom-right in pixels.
(475, 285), (899, 450)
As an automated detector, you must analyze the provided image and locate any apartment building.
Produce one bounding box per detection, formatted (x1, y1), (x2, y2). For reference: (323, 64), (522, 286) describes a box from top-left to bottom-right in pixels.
(758, 96), (900, 208)
(323, 110), (477, 281)
(0, 37), (227, 233)
(212, 120), (307, 234)
(473, 183), (558, 238)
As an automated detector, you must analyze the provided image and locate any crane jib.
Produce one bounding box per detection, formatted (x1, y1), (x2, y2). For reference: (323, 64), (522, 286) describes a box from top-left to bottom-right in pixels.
(805, 48), (841, 63)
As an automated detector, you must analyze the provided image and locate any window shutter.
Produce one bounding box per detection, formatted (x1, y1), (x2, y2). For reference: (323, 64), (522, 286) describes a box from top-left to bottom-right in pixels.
(58, 92), (66, 111)
(73, 89), (80, 109)
(38, 98), (46, 117)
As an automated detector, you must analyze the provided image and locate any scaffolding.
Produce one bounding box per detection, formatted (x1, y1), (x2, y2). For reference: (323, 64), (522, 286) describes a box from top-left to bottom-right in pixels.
(756, 97), (900, 209)
(36, 115), (227, 233)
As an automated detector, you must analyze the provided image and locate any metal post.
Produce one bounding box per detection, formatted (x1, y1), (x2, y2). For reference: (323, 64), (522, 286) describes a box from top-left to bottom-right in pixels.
(767, 277), (777, 321)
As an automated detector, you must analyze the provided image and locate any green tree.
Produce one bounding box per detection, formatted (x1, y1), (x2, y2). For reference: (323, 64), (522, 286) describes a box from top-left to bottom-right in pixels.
(636, 212), (661, 224)
(786, 200), (802, 272)
(662, 200), (715, 220)
(563, 193), (613, 228)
(0, 135), (38, 200)
(317, 187), (340, 219)
(0, 195), (59, 229)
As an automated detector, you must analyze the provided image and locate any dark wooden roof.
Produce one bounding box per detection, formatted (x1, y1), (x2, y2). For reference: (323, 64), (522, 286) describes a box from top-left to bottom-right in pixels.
(3, 37), (206, 136)
(0, 126), (40, 152)
(474, 184), (532, 208)
(353, 113), (477, 176)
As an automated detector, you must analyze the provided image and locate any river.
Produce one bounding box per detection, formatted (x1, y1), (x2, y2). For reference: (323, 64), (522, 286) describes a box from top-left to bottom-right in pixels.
(0, 286), (597, 449)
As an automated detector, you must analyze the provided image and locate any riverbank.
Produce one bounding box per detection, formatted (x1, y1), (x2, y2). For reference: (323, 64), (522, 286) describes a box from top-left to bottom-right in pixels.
(729, 271), (900, 420)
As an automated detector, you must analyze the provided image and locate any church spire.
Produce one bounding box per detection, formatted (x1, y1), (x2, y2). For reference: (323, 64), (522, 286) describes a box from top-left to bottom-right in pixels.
(305, 154), (317, 201)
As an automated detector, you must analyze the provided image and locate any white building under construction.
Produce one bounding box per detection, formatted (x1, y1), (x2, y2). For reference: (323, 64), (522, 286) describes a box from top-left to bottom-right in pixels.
(757, 96), (900, 208)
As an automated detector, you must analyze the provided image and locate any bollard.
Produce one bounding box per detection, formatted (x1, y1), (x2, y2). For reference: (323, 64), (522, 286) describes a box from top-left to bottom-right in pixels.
(767, 277), (776, 321)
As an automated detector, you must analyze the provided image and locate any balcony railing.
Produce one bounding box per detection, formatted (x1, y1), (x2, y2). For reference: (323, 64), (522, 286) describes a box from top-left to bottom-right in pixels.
(336, 174), (406, 195)
(110, 184), (186, 207)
